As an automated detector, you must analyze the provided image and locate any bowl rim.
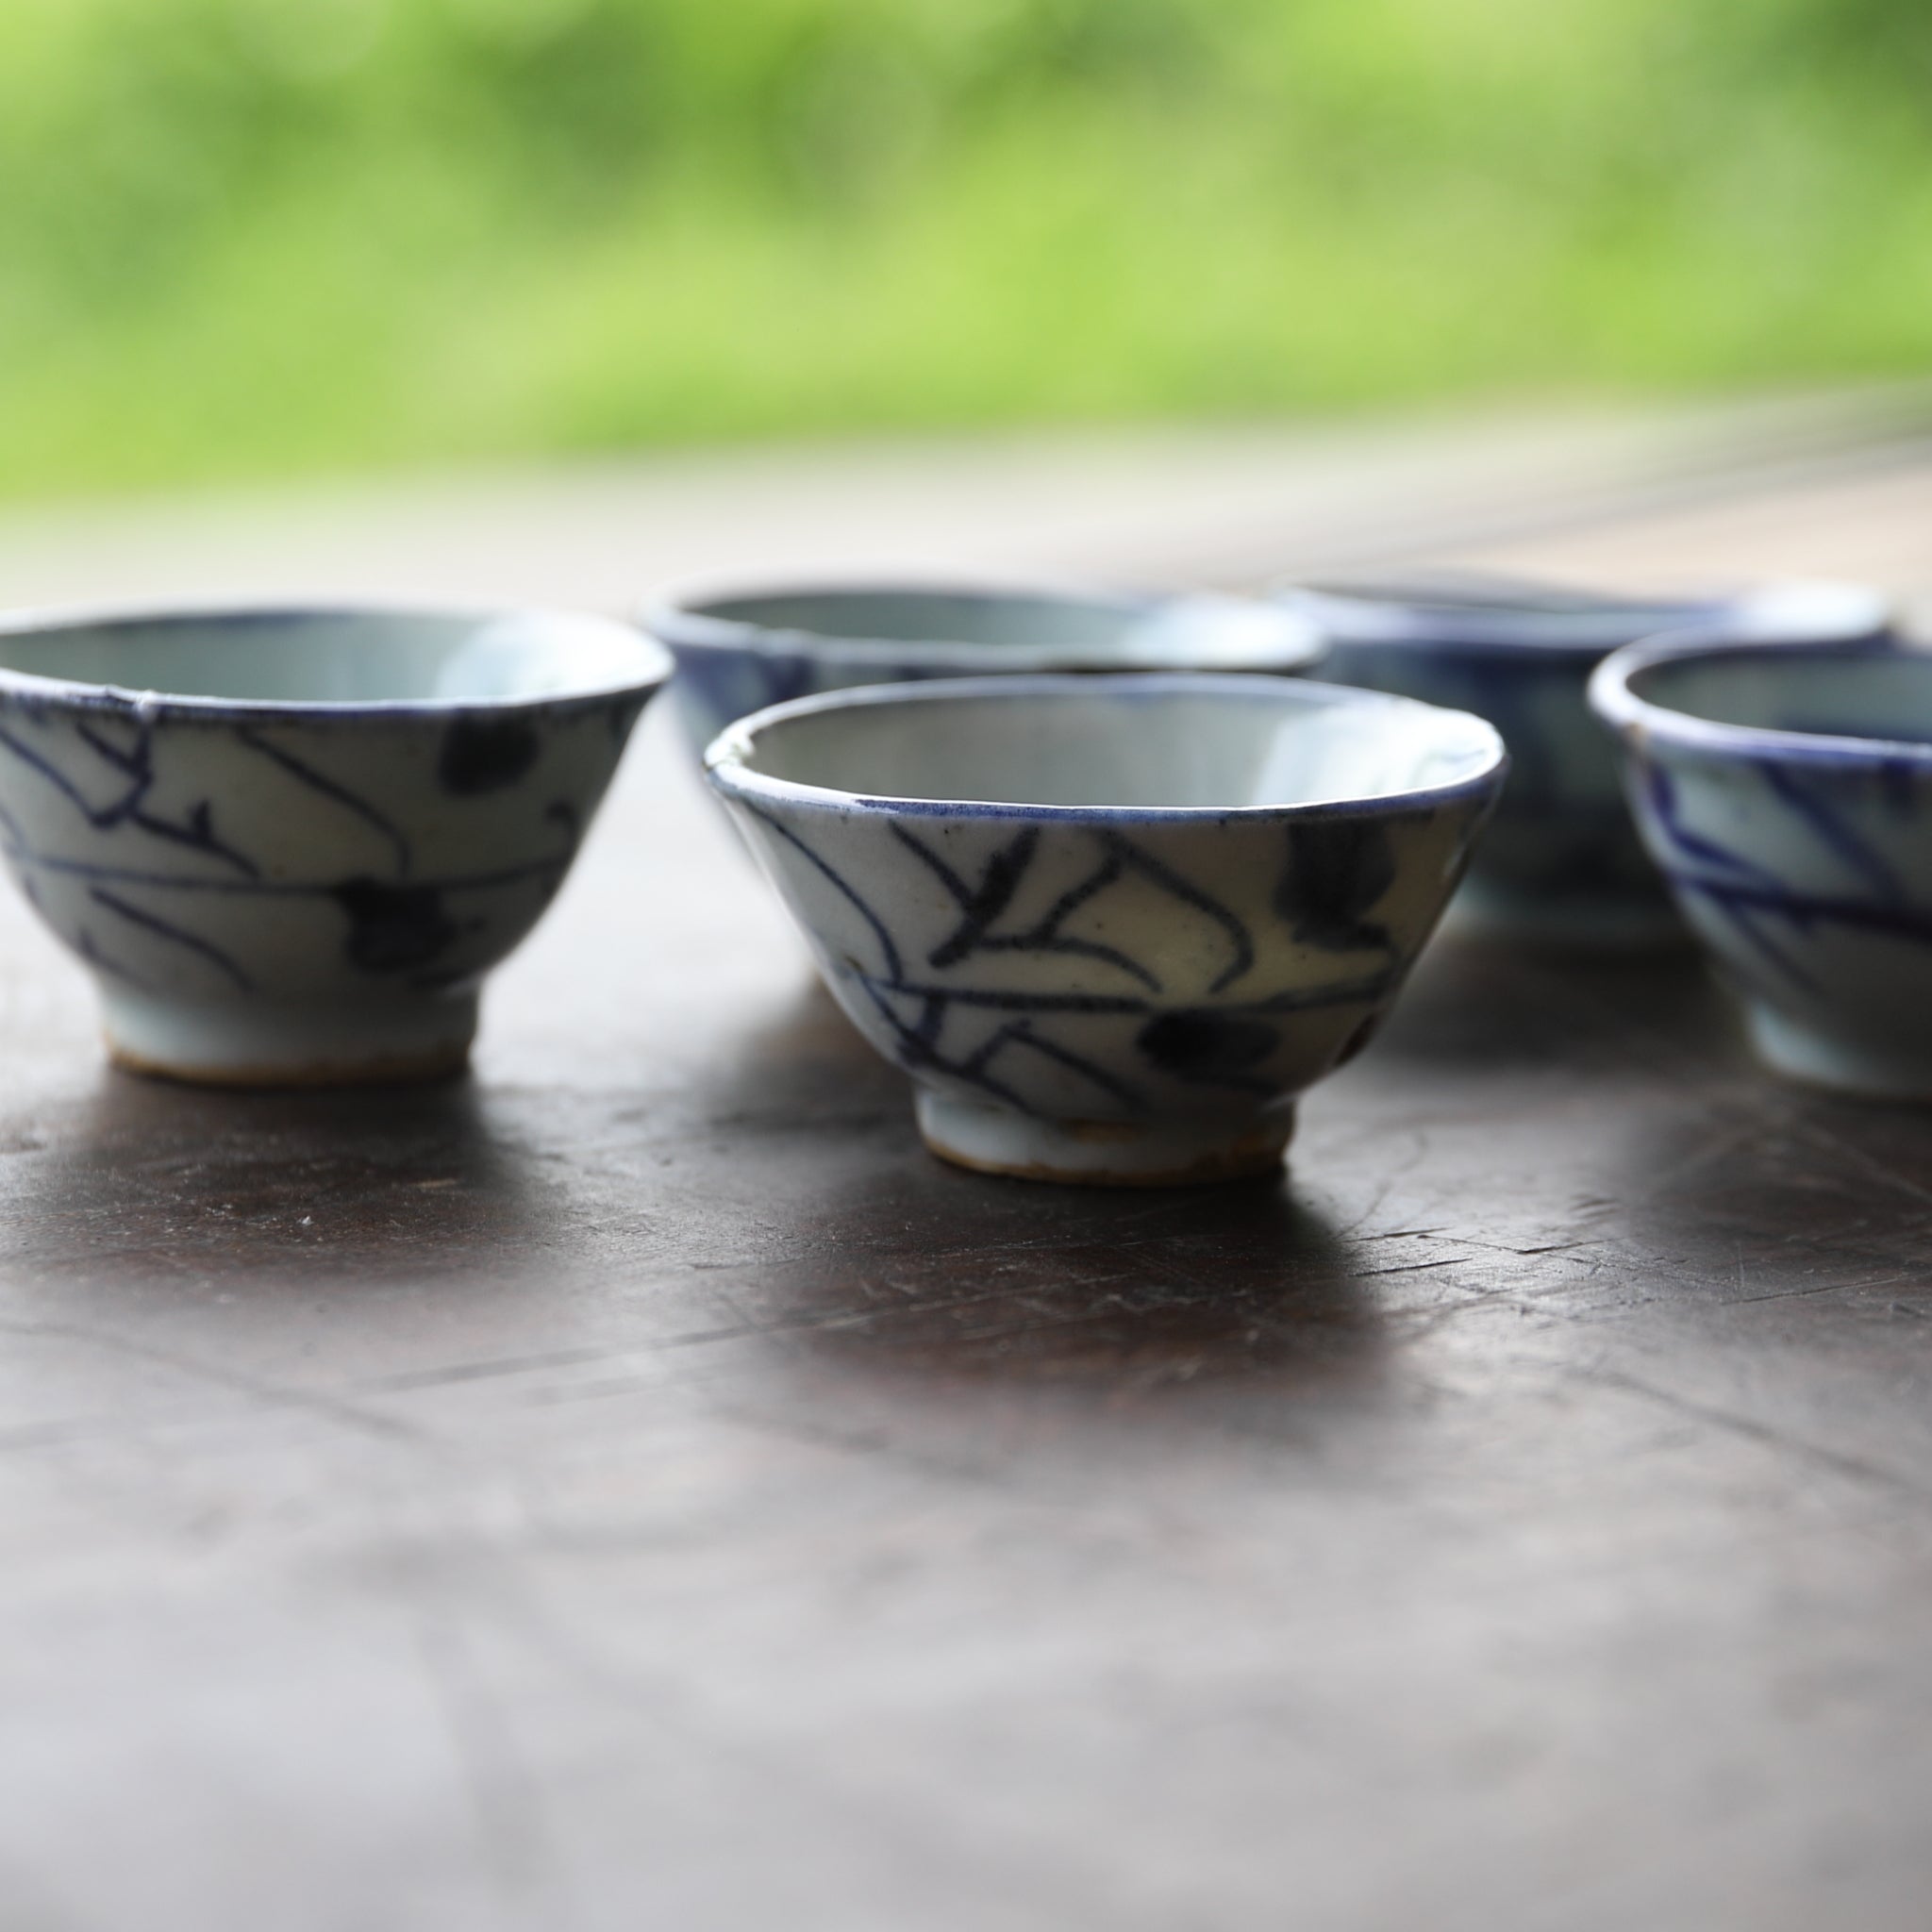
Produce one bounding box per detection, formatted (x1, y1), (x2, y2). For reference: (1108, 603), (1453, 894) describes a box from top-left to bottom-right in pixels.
(705, 671), (1508, 823)
(641, 572), (1327, 674)
(1278, 574), (1890, 658)
(0, 598), (674, 724)
(1588, 630), (1930, 767)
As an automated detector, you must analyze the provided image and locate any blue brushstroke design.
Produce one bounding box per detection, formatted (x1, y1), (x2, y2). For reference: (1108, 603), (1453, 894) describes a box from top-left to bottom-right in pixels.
(1762, 764), (1903, 902)
(1666, 874), (1932, 950)
(235, 726), (411, 877)
(88, 886), (255, 991)
(739, 799), (903, 983)
(75, 924), (153, 991)
(756, 805), (1398, 1117)
(0, 718), (258, 877)
(1642, 764), (1784, 886)
(849, 970), (1393, 1018)
(1101, 830), (1256, 993)
(975, 1020), (1145, 1109)
(854, 980), (1141, 1118)
(890, 824), (1162, 991)
(1, 848), (567, 900)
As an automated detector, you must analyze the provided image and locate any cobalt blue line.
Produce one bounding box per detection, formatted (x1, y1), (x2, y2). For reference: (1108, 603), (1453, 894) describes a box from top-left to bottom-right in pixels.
(76, 924), (153, 991)
(1668, 874), (1932, 949)
(1641, 766), (1783, 887)
(1033, 848), (1126, 934)
(235, 726), (411, 877)
(124, 798), (259, 878)
(868, 994), (1144, 1117)
(924, 827), (1039, 968)
(1762, 764), (1903, 902)
(74, 719), (144, 775)
(892, 827), (1162, 991)
(888, 822), (974, 907)
(0, 846), (566, 898)
(853, 974), (1037, 1117)
(73, 718), (260, 874)
(743, 802), (903, 983)
(981, 846), (1160, 991)
(87, 887), (256, 991)
(855, 971), (1391, 1018)
(0, 720), (108, 821)
(985, 1022), (1146, 1109)
(1666, 878), (1819, 992)
(0, 720), (258, 878)
(16, 874), (146, 988)
(969, 930), (1162, 990)
(867, 979), (1149, 1016)
(1728, 900), (1823, 993)
(1102, 831), (1255, 994)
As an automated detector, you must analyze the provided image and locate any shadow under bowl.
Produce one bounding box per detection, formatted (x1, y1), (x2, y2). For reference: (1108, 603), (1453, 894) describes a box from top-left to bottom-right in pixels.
(706, 672), (1507, 1185)
(0, 602), (670, 1086)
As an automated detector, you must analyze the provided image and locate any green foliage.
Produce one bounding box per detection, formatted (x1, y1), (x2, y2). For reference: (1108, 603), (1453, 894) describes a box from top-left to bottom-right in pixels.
(1, 0), (1928, 495)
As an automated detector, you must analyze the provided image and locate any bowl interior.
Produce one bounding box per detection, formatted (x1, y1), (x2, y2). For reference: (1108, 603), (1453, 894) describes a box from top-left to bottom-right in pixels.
(694, 588), (1144, 648)
(676, 585), (1316, 669)
(1292, 571), (1721, 650)
(1625, 649), (1932, 747)
(726, 682), (1500, 809)
(0, 608), (658, 707)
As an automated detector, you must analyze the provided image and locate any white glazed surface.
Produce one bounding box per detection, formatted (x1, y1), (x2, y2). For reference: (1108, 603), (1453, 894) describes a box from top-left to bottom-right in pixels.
(1591, 639), (1932, 1097)
(645, 578), (1327, 761)
(708, 675), (1505, 1184)
(0, 605), (669, 1083)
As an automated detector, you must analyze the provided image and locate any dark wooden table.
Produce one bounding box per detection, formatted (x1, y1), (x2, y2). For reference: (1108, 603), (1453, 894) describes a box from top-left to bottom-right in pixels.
(4, 679), (1931, 1931)
(7, 410), (1932, 1931)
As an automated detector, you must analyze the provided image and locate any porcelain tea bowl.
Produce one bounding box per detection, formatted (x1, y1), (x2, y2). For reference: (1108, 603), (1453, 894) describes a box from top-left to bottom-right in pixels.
(1591, 632), (1932, 1099)
(0, 602), (670, 1086)
(1283, 573), (1890, 947)
(707, 674), (1506, 1185)
(644, 576), (1326, 764)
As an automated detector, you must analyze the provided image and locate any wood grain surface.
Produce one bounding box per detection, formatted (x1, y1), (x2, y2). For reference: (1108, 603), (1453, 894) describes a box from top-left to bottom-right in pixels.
(4, 416), (1932, 1930)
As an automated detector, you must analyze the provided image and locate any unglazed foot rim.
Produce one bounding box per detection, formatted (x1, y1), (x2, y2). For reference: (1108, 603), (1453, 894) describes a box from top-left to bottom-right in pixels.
(915, 1091), (1293, 1187)
(1745, 1003), (1932, 1102)
(97, 986), (480, 1091)
(107, 1037), (473, 1090)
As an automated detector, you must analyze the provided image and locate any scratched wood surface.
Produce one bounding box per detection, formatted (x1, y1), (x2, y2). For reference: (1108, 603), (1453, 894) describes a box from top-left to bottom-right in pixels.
(6, 434), (1932, 1930)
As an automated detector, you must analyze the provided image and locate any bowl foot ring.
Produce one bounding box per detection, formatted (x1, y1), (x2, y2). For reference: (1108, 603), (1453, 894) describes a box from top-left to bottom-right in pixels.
(916, 1091), (1292, 1188)
(99, 987), (479, 1091)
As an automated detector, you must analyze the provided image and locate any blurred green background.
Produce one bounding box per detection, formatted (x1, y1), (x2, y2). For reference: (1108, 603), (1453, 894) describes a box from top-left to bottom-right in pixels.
(5, 0), (1930, 500)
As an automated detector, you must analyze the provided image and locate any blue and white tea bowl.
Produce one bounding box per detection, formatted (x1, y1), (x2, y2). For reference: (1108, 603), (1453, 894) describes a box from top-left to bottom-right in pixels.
(644, 576), (1326, 765)
(1591, 633), (1932, 1098)
(0, 603), (670, 1085)
(707, 674), (1506, 1185)
(1284, 574), (1890, 947)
